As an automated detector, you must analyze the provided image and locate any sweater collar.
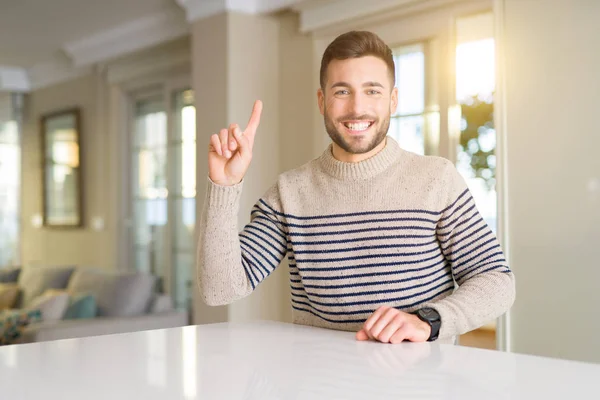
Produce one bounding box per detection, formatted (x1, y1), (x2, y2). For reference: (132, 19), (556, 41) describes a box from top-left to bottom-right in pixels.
(317, 136), (401, 180)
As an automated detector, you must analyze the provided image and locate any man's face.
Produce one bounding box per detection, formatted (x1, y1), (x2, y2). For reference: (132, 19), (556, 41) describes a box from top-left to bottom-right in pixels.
(318, 56), (398, 158)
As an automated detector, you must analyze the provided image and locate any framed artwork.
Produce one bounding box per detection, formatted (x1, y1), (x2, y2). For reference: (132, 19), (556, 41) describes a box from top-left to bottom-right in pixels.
(40, 108), (83, 228)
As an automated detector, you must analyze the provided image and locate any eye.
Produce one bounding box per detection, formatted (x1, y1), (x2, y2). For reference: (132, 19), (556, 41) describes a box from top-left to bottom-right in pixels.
(367, 89), (381, 95)
(335, 89), (350, 95)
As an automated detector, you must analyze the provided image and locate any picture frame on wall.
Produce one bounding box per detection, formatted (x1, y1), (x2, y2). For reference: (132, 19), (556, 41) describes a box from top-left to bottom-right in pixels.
(40, 108), (83, 228)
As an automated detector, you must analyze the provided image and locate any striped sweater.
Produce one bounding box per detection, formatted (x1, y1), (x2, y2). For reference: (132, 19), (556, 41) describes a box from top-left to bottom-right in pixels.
(197, 137), (515, 342)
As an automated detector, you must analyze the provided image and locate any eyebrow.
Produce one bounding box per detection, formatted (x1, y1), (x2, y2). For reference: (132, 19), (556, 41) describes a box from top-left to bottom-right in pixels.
(330, 81), (385, 89)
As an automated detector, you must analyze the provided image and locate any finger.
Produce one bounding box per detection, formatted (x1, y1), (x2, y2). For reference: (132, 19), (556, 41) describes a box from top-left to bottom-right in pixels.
(228, 124), (239, 153)
(244, 100), (263, 140)
(370, 307), (400, 341)
(363, 306), (390, 340)
(219, 128), (230, 159)
(390, 326), (412, 344)
(233, 125), (251, 159)
(377, 315), (405, 343)
(210, 134), (222, 156)
(356, 329), (369, 341)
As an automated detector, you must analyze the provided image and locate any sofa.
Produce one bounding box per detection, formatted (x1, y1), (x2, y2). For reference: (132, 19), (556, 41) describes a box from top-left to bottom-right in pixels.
(0, 264), (189, 344)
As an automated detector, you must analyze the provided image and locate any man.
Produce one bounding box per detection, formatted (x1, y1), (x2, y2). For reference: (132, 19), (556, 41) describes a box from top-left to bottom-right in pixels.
(197, 31), (515, 344)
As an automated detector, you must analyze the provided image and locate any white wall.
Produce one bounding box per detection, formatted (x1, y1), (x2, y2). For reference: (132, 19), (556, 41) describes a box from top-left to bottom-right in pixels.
(192, 12), (312, 325)
(499, 0), (600, 363)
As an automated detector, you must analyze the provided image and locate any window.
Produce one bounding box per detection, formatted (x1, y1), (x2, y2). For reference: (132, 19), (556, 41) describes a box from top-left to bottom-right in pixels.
(171, 89), (196, 311)
(389, 43), (440, 156)
(0, 94), (22, 268)
(132, 95), (168, 281)
(129, 87), (195, 311)
(455, 13), (497, 232)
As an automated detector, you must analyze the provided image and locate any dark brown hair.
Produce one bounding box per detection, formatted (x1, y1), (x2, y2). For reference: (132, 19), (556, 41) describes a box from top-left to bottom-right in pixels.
(320, 30), (395, 90)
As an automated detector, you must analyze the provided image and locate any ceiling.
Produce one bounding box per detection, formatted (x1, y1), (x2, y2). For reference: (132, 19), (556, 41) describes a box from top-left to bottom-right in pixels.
(0, 0), (180, 68)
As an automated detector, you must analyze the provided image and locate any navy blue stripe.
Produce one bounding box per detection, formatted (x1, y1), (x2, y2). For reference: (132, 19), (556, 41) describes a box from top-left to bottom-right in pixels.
(438, 215), (484, 244)
(438, 197), (475, 230)
(258, 199), (442, 220)
(298, 250), (443, 271)
(240, 242), (272, 278)
(290, 278), (302, 283)
(299, 258), (446, 280)
(241, 258), (257, 289)
(438, 203), (476, 231)
(291, 285), (454, 316)
(454, 254), (507, 281)
(290, 234), (433, 247)
(240, 230), (287, 261)
(295, 245), (440, 264)
(239, 233), (282, 264)
(437, 204), (477, 234)
(257, 216), (438, 229)
(441, 222), (488, 253)
(456, 263), (509, 283)
(291, 279), (454, 308)
(245, 224), (286, 250)
(289, 271), (299, 276)
(295, 267), (449, 290)
(241, 247), (268, 280)
(252, 220), (288, 243)
(241, 255), (261, 284)
(453, 249), (504, 278)
(243, 229), (286, 258)
(439, 188), (470, 215)
(293, 239), (438, 255)
(289, 225), (434, 237)
(446, 236), (497, 263)
(291, 271), (449, 299)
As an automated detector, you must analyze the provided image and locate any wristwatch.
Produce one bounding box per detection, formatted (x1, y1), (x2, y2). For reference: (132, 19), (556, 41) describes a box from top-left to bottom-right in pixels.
(413, 307), (441, 341)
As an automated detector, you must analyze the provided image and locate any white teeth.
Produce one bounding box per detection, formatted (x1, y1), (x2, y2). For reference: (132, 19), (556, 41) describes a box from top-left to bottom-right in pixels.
(346, 122), (370, 131)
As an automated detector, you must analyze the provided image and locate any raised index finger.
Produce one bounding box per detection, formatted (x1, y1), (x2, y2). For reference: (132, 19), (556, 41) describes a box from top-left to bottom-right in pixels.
(244, 100), (263, 137)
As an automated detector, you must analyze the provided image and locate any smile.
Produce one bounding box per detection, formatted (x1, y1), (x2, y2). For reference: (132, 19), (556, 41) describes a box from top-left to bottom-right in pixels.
(342, 120), (374, 133)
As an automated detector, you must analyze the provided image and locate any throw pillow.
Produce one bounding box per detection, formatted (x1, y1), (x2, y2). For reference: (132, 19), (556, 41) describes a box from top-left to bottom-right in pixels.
(27, 292), (70, 322)
(64, 293), (97, 319)
(17, 264), (76, 307)
(0, 284), (20, 310)
(44, 289), (97, 319)
(0, 309), (42, 345)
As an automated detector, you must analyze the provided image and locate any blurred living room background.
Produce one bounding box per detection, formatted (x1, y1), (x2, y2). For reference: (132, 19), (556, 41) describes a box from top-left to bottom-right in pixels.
(0, 0), (598, 363)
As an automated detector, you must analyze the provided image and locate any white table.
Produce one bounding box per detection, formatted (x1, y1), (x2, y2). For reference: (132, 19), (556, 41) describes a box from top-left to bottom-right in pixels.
(1, 320), (598, 399)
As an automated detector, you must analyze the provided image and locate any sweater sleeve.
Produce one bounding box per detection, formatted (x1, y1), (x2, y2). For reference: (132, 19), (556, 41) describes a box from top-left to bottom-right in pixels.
(196, 178), (289, 306)
(426, 161), (516, 339)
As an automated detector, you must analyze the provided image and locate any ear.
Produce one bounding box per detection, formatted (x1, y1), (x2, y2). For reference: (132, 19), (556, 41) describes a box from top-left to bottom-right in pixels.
(317, 88), (325, 116)
(390, 86), (398, 115)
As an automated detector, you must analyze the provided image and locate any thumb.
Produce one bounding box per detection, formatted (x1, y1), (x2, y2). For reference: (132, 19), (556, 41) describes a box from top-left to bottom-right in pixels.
(356, 329), (369, 341)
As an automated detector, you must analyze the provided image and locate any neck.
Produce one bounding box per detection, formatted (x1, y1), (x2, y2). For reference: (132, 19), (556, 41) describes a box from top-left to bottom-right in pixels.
(332, 138), (387, 163)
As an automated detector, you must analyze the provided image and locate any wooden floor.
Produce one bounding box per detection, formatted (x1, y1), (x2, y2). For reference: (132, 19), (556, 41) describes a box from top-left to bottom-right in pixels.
(458, 328), (496, 350)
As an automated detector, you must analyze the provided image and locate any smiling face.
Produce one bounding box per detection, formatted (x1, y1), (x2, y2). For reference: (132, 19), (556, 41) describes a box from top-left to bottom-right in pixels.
(318, 55), (398, 163)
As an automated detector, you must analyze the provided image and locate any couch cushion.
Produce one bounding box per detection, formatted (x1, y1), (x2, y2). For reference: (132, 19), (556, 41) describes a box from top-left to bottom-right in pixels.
(0, 283), (20, 310)
(17, 265), (76, 307)
(27, 292), (70, 322)
(67, 269), (156, 317)
(0, 267), (21, 283)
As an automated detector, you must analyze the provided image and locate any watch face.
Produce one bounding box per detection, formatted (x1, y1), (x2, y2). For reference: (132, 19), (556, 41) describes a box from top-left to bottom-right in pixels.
(420, 308), (439, 321)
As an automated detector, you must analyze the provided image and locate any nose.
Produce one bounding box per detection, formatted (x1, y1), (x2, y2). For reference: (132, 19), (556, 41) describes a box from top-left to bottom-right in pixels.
(349, 92), (367, 117)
